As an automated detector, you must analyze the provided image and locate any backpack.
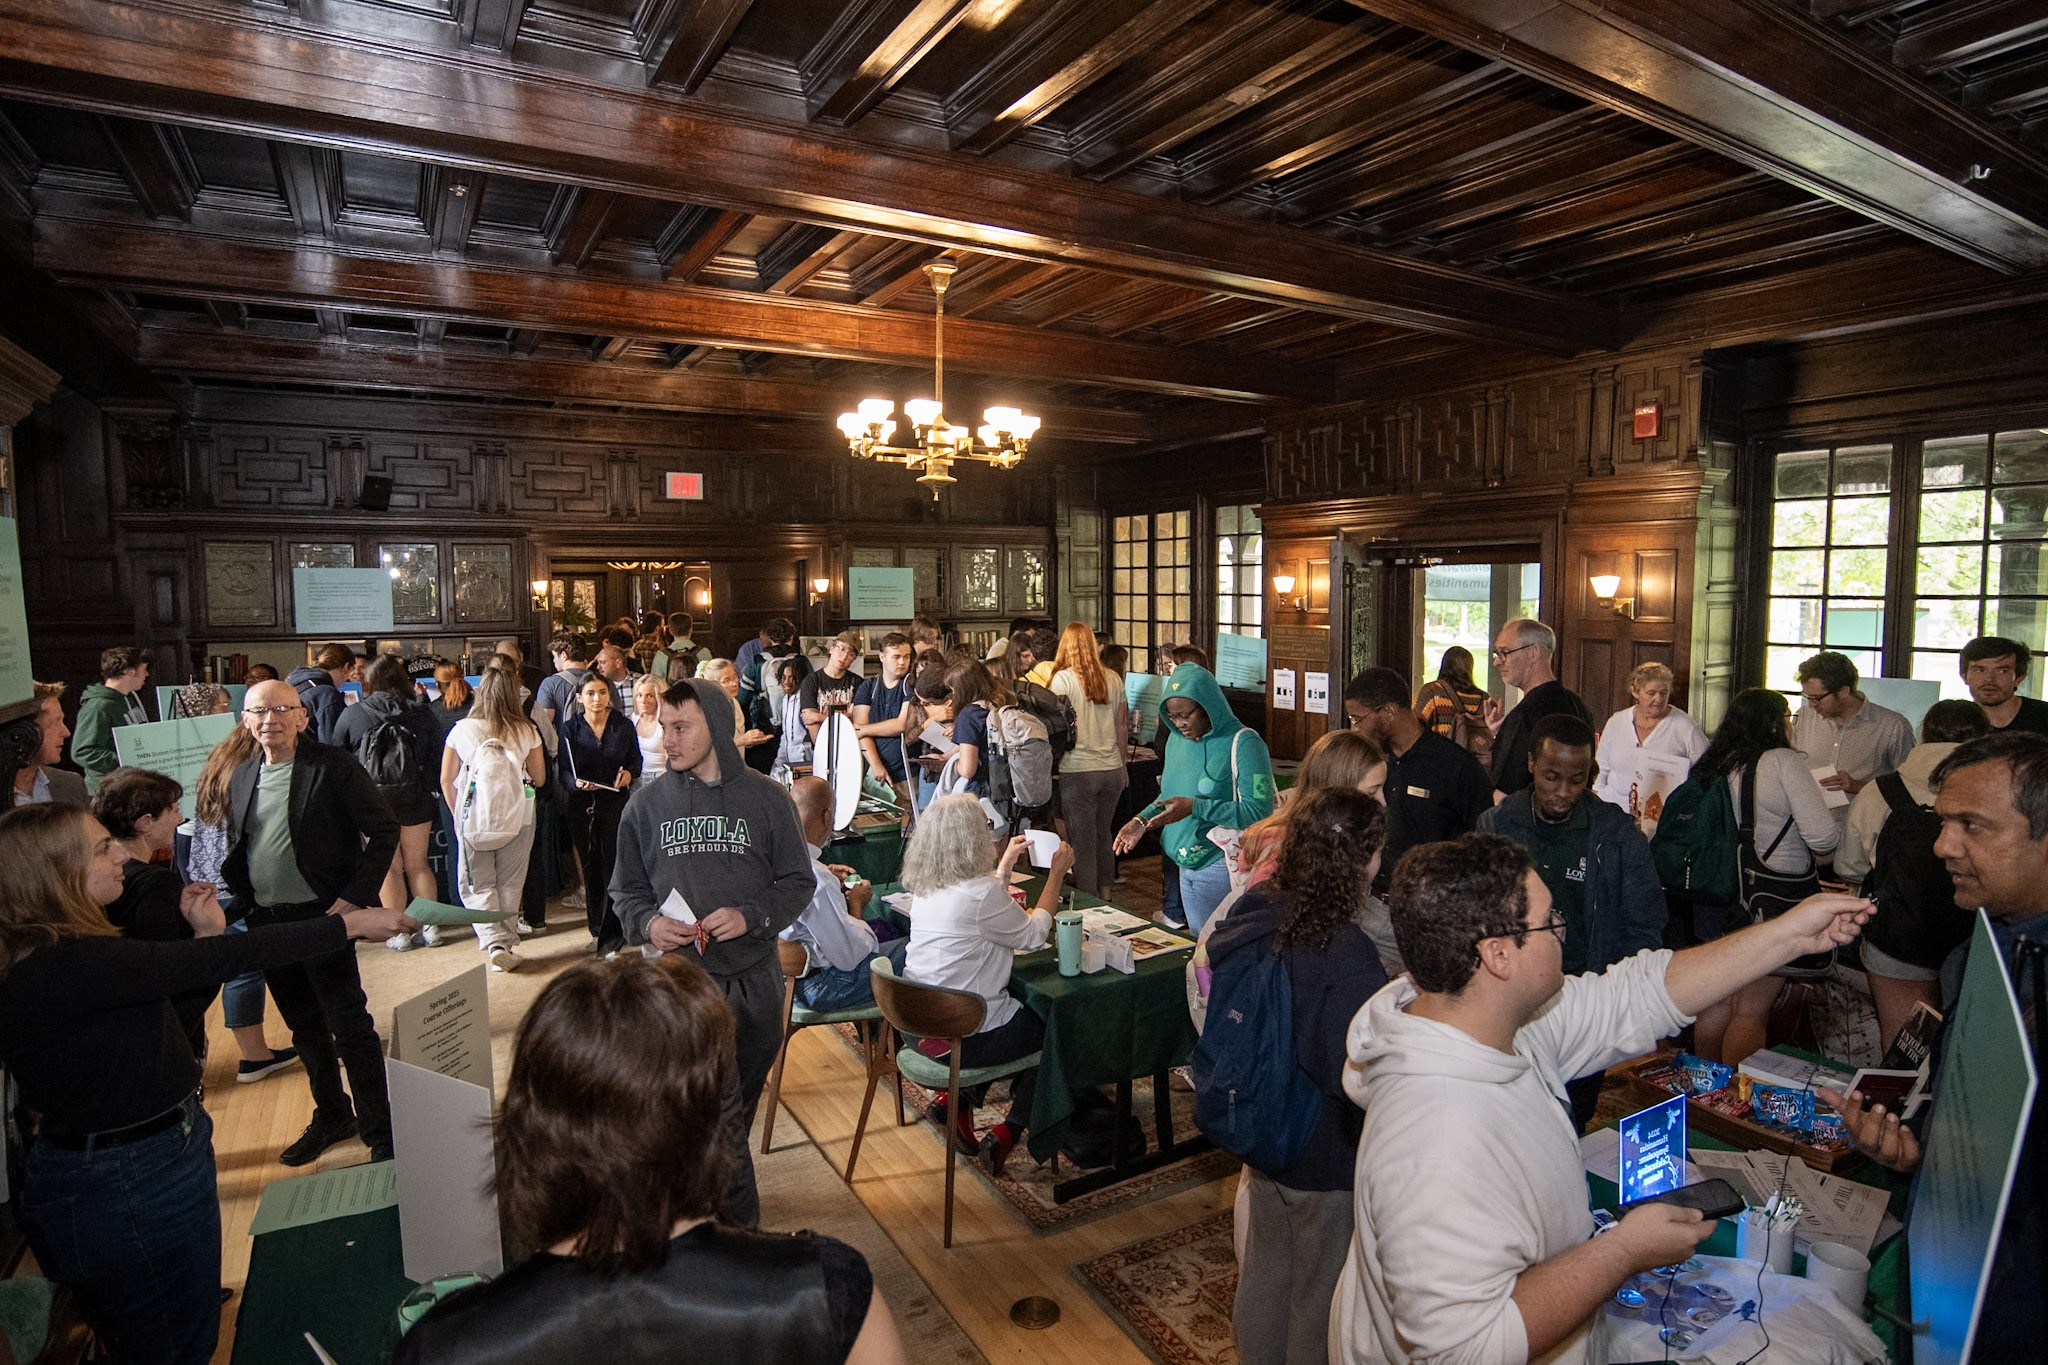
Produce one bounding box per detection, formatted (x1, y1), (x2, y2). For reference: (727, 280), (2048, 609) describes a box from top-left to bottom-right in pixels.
(1650, 771), (1739, 906)
(1422, 679), (1492, 763)
(457, 735), (532, 852)
(1190, 933), (1323, 1172)
(1862, 773), (1974, 971)
(986, 703), (1055, 813)
(357, 709), (423, 801)
(1012, 678), (1076, 766)
(552, 667), (591, 725)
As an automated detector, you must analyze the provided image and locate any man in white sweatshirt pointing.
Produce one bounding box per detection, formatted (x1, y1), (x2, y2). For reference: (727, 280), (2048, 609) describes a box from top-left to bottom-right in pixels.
(1330, 833), (1871, 1365)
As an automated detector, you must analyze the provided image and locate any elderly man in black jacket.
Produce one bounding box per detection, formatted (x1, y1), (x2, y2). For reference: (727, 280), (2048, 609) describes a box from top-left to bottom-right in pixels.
(1477, 711), (1666, 1129)
(223, 679), (407, 1166)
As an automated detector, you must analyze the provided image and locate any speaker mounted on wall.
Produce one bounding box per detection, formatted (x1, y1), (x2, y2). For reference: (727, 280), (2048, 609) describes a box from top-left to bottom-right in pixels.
(358, 474), (394, 512)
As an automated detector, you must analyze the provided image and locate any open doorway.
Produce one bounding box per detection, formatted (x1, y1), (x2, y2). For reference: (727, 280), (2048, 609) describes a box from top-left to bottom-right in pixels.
(1412, 561), (1542, 708)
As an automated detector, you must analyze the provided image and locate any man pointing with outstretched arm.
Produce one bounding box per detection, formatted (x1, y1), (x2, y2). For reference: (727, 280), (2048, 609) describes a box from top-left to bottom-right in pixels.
(610, 678), (813, 1228)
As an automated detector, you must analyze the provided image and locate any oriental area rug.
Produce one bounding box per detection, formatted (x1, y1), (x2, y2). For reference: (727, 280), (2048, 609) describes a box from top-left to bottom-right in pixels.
(1074, 1210), (1239, 1365)
(831, 1023), (1239, 1233)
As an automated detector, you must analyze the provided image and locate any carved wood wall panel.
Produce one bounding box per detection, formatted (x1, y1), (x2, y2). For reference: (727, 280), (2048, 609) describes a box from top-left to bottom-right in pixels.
(209, 430), (333, 508)
(508, 443), (611, 517)
(364, 437), (478, 513)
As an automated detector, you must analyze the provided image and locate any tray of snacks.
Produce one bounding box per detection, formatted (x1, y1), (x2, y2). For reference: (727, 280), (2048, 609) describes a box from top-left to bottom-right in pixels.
(1621, 1051), (1854, 1173)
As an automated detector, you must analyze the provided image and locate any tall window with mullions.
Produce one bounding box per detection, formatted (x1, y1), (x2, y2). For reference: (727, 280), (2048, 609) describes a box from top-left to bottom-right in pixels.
(1215, 504), (1263, 641)
(1111, 511), (1191, 675)
(1767, 445), (1892, 689)
(1909, 430), (2048, 695)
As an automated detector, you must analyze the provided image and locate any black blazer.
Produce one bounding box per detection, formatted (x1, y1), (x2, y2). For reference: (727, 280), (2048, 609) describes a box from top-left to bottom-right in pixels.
(556, 712), (643, 804)
(221, 738), (401, 915)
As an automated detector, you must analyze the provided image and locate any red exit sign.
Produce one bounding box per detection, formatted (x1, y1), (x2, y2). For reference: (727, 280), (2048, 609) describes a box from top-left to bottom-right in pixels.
(665, 471), (704, 500)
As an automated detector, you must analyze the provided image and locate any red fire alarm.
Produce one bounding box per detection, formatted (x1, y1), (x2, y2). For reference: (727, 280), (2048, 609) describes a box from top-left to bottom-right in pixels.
(1632, 402), (1661, 440)
(665, 471), (704, 500)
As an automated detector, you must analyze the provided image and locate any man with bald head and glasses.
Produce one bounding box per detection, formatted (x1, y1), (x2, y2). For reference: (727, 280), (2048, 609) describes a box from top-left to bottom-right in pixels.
(1482, 618), (1592, 805)
(220, 679), (408, 1168)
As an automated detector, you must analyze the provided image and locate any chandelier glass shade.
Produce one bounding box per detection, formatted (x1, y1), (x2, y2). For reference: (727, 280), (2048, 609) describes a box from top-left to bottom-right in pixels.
(835, 260), (1041, 499)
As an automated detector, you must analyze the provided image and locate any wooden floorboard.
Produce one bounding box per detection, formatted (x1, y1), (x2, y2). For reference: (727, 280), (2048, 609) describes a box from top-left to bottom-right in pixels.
(200, 857), (1193, 1364)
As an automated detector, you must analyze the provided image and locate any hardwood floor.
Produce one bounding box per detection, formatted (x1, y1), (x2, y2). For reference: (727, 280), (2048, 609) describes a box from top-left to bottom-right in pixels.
(200, 856), (1213, 1364)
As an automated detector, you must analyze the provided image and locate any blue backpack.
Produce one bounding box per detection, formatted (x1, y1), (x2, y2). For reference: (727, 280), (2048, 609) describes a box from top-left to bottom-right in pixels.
(1191, 934), (1323, 1173)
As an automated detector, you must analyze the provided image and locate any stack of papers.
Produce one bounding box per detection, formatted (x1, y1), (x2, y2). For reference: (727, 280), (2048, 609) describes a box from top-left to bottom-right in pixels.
(1689, 1149), (1897, 1254)
(1079, 905), (1150, 935)
(1126, 927), (1194, 959)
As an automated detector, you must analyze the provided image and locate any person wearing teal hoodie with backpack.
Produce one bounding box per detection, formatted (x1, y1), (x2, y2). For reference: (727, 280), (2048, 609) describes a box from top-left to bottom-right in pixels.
(1114, 664), (1276, 934)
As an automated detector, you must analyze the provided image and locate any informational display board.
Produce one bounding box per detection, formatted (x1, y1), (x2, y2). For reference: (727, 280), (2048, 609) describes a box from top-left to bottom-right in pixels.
(1213, 631), (1268, 690)
(293, 567), (395, 634)
(387, 965), (501, 1282)
(1303, 671), (1330, 715)
(847, 566), (915, 620)
(112, 714), (238, 817)
(1908, 911), (2039, 1365)
(1859, 675), (1941, 733)
(0, 518), (32, 711)
(1126, 671), (1164, 741)
(1273, 669), (1297, 710)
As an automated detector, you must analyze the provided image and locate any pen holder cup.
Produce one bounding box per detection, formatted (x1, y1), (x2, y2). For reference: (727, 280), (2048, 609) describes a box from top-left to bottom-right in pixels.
(1734, 1213), (1796, 1274)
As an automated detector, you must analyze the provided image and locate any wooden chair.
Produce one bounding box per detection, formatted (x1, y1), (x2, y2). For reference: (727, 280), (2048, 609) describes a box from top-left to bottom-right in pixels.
(759, 938), (891, 1155)
(853, 959), (1040, 1248)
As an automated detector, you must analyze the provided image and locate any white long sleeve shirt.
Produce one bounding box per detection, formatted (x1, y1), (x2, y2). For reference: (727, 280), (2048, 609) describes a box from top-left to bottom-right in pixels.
(902, 875), (1048, 1032)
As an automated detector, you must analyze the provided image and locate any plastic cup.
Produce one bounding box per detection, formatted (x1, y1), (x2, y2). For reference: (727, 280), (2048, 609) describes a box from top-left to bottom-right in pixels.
(1055, 909), (1083, 976)
(1804, 1241), (1870, 1312)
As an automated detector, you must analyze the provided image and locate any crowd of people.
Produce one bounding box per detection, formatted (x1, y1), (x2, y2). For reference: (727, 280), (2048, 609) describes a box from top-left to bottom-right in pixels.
(0, 616), (2039, 1363)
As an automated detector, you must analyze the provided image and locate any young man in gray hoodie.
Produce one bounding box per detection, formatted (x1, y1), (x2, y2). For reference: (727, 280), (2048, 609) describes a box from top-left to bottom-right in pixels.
(610, 677), (813, 1228)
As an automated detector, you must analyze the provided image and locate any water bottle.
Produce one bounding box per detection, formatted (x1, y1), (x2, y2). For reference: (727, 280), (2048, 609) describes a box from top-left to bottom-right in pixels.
(1055, 908), (1084, 976)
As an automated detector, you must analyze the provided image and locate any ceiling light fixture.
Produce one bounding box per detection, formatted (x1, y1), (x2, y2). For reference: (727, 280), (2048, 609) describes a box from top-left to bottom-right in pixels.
(605, 560), (686, 572)
(836, 260), (1040, 500)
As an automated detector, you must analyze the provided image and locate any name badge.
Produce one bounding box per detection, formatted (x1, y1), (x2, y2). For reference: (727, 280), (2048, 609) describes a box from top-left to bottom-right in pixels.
(1406, 785), (1430, 799)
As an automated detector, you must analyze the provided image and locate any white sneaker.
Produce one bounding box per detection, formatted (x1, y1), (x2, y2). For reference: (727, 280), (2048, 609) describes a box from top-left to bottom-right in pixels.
(560, 888), (586, 911)
(514, 919), (538, 937)
(385, 933), (417, 952)
(487, 946), (522, 973)
(420, 924), (448, 947)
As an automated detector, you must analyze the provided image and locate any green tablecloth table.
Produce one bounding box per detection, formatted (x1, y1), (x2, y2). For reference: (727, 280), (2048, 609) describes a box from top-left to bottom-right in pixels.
(231, 1206), (412, 1365)
(825, 822), (904, 885)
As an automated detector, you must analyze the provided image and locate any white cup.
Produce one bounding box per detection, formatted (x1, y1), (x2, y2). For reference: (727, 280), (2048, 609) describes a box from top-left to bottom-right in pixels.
(1024, 827), (1060, 868)
(1804, 1241), (1869, 1312)
(1734, 1213), (1795, 1275)
(1080, 939), (1106, 973)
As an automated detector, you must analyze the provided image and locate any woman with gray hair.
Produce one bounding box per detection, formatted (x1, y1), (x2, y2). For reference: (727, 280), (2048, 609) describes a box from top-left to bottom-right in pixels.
(1592, 660), (1709, 824)
(901, 795), (1072, 1176)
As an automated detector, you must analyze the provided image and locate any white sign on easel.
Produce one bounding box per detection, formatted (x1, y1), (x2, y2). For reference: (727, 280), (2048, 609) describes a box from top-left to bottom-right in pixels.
(387, 964), (501, 1281)
(1273, 669), (1297, 710)
(1303, 671), (1330, 715)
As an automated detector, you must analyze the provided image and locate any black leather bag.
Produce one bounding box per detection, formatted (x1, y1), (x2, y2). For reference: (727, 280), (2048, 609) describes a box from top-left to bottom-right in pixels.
(1738, 763), (1833, 978)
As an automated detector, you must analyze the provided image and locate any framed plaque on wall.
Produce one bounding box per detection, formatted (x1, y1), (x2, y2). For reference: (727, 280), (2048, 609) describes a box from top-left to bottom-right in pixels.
(203, 541), (277, 627)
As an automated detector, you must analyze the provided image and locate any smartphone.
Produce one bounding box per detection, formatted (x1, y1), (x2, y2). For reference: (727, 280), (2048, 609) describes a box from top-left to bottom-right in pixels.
(1614, 1177), (1746, 1221)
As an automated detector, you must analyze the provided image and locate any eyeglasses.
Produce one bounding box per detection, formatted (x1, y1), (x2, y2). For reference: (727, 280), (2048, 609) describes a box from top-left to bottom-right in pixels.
(242, 705), (302, 719)
(1490, 643), (1537, 662)
(1491, 913), (1567, 946)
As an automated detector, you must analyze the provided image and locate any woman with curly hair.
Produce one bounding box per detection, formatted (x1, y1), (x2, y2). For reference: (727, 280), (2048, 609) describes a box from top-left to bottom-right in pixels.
(1205, 787), (1389, 1365)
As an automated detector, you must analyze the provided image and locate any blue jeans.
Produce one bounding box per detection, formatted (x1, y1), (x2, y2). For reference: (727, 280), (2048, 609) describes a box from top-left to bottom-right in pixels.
(21, 1101), (221, 1365)
(220, 917), (266, 1031)
(792, 940), (909, 1013)
(1179, 857), (1233, 936)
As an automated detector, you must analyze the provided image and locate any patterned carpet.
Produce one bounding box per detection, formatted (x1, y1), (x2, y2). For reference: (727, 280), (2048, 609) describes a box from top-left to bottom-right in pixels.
(1074, 1210), (1239, 1365)
(831, 1023), (1239, 1233)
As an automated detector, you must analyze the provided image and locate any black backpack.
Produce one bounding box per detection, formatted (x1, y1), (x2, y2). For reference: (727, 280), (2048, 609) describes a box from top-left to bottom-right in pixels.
(1861, 773), (1974, 972)
(358, 709), (423, 800)
(1012, 678), (1076, 765)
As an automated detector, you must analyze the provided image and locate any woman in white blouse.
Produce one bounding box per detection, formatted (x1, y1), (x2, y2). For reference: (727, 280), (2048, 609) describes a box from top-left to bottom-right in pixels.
(630, 674), (667, 783)
(901, 795), (1072, 1179)
(1686, 688), (1839, 1064)
(1593, 661), (1709, 821)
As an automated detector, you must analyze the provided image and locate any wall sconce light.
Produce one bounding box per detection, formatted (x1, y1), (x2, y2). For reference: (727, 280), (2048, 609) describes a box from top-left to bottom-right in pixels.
(529, 578), (549, 612)
(810, 576), (831, 605)
(1589, 573), (1634, 620)
(1272, 574), (1304, 612)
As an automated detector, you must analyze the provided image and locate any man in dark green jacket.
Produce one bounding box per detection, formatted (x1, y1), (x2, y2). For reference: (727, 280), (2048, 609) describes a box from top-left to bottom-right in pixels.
(1477, 712), (1666, 1128)
(72, 645), (152, 792)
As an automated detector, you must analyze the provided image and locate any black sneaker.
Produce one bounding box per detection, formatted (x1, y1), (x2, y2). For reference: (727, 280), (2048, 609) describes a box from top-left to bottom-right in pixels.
(278, 1113), (358, 1167)
(236, 1047), (301, 1084)
(366, 1143), (394, 1163)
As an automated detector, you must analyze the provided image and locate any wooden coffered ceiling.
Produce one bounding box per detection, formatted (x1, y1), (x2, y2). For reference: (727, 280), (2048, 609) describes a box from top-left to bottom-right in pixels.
(0, 0), (2044, 454)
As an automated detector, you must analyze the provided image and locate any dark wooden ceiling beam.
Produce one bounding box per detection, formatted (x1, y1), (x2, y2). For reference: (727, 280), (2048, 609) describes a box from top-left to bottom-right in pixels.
(948, 260), (1062, 318)
(802, 0), (976, 126)
(754, 223), (850, 293)
(0, 0), (1622, 352)
(946, 0), (1188, 156)
(417, 316), (445, 346)
(426, 166), (486, 254)
(38, 218), (1333, 401)
(1968, 49), (2048, 119)
(95, 115), (196, 221)
(461, 0), (531, 53)
(545, 186), (623, 268)
(658, 206), (748, 282)
(644, 0), (757, 94)
(134, 326), (1152, 441)
(269, 143), (339, 241)
(1357, 135), (1690, 245)
(1348, 0), (2048, 271)
(1891, 2), (2048, 74)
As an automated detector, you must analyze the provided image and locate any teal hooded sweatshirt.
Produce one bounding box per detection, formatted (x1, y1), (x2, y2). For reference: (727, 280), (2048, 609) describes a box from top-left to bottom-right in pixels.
(1137, 664), (1275, 869)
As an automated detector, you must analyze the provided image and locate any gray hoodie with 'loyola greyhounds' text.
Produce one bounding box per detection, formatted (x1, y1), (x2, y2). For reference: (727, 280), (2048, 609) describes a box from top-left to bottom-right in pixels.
(608, 679), (812, 978)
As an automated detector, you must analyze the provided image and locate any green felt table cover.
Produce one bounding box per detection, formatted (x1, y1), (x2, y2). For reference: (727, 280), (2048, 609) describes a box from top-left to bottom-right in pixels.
(233, 1206), (412, 1365)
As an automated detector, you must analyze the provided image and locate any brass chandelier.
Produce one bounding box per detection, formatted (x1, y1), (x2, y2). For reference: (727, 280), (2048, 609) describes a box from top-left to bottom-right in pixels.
(835, 260), (1040, 499)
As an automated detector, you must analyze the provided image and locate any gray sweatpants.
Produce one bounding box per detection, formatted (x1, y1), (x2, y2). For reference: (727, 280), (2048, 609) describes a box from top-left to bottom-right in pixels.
(1058, 765), (1129, 896)
(712, 956), (785, 1229)
(1233, 1169), (1353, 1365)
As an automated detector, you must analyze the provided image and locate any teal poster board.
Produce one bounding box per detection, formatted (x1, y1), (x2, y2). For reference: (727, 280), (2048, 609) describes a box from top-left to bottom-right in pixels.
(293, 567), (395, 634)
(112, 713), (238, 818)
(847, 567), (914, 620)
(0, 518), (32, 711)
(1908, 910), (2040, 1365)
(1213, 631), (1267, 690)
(1125, 671), (1164, 743)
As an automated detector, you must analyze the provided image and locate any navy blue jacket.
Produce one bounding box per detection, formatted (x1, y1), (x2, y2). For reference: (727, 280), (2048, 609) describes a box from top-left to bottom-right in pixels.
(1478, 791), (1666, 972)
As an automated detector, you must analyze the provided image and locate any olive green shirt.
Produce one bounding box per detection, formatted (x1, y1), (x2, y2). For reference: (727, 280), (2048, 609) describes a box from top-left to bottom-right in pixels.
(247, 759), (319, 906)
